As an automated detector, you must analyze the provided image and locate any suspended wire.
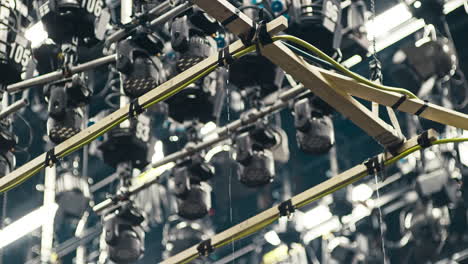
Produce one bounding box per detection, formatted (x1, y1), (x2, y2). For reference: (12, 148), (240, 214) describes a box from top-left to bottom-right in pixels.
(374, 170), (387, 264)
(369, 0), (388, 261)
(369, 0), (379, 68)
(224, 58), (235, 264)
(14, 112), (33, 149)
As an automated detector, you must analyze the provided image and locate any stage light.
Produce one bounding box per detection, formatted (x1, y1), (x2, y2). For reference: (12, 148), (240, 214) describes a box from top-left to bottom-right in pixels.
(171, 154), (214, 220)
(398, 37), (457, 85)
(0, 203), (58, 249)
(96, 109), (153, 169)
(55, 170), (90, 220)
(351, 184), (373, 202)
(170, 9), (219, 72)
(116, 35), (167, 98)
(162, 218), (212, 258)
(288, 0), (343, 55)
(44, 75), (91, 144)
(264, 230), (282, 246)
(34, 0), (101, 44)
(403, 202), (450, 262)
(25, 22), (48, 48)
(0, 12), (30, 85)
(228, 53), (284, 97)
(104, 203), (145, 264)
(235, 132), (275, 188)
(293, 98), (335, 155)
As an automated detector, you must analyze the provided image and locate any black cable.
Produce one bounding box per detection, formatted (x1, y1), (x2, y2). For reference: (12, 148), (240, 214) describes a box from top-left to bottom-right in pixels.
(105, 92), (120, 109)
(14, 112), (33, 148)
(282, 41), (339, 71)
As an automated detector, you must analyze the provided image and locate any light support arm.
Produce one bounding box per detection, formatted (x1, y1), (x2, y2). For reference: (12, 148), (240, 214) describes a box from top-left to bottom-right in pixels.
(0, 98), (28, 120)
(6, 55), (117, 94)
(105, 1), (193, 45)
(160, 130), (439, 264)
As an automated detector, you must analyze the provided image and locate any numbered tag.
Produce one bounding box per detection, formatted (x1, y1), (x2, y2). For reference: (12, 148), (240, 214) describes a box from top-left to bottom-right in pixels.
(81, 0), (103, 17)
(9, 35), (31, 67)
(136, 114), (151, 143)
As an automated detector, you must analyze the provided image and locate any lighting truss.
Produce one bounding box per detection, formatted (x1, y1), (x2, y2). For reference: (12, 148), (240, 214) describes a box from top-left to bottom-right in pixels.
(1, 0), (468, 262)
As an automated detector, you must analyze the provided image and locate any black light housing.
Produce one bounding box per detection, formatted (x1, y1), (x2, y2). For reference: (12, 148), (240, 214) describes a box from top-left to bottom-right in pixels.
(294, 98), (335, 155)
(166, 11), (220, 123)
(288, 0), (342, 56)
(96, 110), (153, 169)
(171, 154), (214, 220)
(116, 33), (167, 98)
(235, 126), (276, 188)
(104, 203), (146, 264)
(44, 74), (91, 144)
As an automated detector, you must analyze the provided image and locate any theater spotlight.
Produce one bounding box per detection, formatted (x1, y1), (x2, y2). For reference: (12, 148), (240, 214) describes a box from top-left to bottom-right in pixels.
(171, 154), (214, 220)
(44, 74), (92, 144)
(288, 0), (342, 56)
(293, 98), (335, 155)
(116, 32), (167, 98)
(162, 217), (213, 260)
(34, 0), (102, 44)
(228, 54), (284, 98)
(104, 202), (145, 264)
(402, 202), (450, 262)
(95, 109), (153, 169)
(0, 21), (30, 85)
(53, 159), (91, 241)
(170, 8), (219, 72)
(235, 122), (279, 188)
(165, 8), (222, 123)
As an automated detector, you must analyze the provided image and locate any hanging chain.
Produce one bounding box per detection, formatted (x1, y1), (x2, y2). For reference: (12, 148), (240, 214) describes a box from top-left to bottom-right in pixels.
(369, 0), (382, 83)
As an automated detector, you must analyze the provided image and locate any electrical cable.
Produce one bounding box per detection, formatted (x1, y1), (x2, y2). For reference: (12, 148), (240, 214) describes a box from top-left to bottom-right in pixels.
(282, 41), (337, 71)
(14, 112), (33, 148)
(272, 35), (419, 99)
